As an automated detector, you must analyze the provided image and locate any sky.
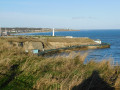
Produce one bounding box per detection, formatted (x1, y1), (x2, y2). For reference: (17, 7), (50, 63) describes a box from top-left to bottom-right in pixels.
(0, 0), (120, 29)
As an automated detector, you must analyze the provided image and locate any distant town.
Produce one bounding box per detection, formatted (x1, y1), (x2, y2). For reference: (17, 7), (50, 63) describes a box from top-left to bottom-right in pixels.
(0, 27), (79, 36)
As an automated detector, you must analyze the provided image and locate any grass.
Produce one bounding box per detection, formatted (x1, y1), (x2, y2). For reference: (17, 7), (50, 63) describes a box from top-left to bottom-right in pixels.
(46, 37), (95, 43)
(0, 38), (120, 90)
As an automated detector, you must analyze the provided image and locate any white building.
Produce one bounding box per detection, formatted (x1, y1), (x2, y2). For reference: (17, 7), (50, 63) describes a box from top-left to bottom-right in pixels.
(52, 28), (55, 36)
(65, 36), (73, 38)
(0, 26), (1, 36)
(94, 39), (102, 44)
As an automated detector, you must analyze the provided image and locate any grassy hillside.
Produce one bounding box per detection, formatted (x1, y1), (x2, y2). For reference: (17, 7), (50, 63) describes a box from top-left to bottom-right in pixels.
(0, 38), (120, 90)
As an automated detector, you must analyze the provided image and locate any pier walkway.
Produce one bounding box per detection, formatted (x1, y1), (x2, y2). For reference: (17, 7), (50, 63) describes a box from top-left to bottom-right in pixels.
(38, 43), (110, 56)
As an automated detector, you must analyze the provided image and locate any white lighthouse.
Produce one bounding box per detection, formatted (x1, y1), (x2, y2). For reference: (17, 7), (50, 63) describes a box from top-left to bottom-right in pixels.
(0, 25), (1, 36)
(52, 28), (55, 36)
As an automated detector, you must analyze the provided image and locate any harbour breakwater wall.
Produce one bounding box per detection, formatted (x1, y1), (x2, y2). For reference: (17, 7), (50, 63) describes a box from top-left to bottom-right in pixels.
(5, 37), (110, 54)
(39, 43), (110, 55)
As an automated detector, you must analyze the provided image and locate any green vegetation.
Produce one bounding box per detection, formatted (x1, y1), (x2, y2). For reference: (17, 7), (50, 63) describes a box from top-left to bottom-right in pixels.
(0, 38), (120, 90)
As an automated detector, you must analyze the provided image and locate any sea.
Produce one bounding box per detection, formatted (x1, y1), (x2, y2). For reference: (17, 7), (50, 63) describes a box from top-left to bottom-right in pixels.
(17, 30), (120, 65)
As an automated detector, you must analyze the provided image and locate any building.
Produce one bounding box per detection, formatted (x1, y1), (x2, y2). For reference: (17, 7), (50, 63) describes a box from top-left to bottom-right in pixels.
(65, 36), (73, 38)
(2, 31), (10, 36)
(94, 39), (102, 44)
(10, 41), (44, 54)
(24, 41), (44, 54)
(52, 28), (55, 36)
